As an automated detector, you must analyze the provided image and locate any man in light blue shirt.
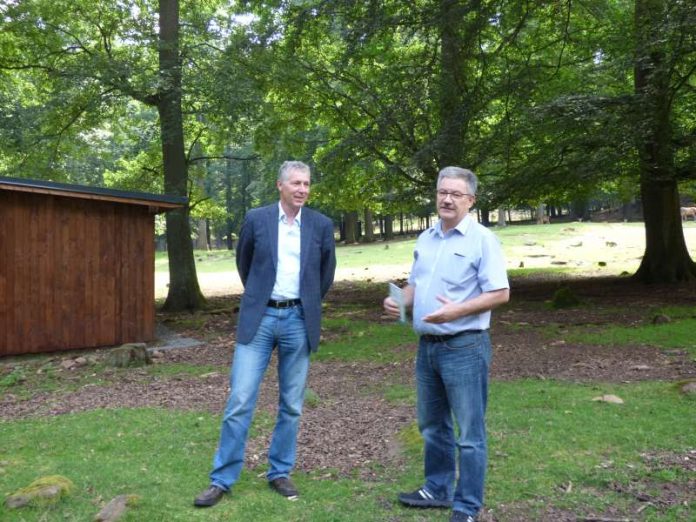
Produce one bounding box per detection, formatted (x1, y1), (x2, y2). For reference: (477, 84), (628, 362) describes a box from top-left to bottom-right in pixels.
(384, 166), (509, 522)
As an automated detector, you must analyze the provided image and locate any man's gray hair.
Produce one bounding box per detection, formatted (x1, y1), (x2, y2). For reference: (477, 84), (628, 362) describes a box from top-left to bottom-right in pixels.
(437, 166), (478, 195)
(278, 160), (311, 182)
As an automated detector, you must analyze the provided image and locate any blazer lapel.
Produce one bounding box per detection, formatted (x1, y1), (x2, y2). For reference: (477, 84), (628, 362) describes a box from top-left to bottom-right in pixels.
(266, 204), (279, 268)
(300, 209), (313, 282)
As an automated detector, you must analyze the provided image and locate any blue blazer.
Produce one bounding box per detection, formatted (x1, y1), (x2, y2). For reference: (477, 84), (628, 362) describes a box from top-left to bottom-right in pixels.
(235, 203), (336, 352)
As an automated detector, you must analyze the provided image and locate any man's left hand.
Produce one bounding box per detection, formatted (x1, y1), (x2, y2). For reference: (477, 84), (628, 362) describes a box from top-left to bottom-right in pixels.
(422, 295), (461, 324)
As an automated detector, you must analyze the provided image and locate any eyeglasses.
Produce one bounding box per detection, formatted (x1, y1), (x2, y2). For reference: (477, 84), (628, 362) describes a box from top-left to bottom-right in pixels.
(436, 190), (473, 200)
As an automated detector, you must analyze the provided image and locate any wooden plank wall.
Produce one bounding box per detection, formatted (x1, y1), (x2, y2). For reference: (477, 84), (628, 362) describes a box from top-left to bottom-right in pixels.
(0, 191), (156, 356)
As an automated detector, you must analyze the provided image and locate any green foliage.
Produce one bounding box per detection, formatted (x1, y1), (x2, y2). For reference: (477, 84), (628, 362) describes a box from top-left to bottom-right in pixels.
(551, 286), (582, 309)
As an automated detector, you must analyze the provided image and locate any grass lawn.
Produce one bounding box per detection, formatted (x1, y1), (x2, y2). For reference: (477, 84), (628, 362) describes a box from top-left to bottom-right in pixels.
(1, 380), (693, 521)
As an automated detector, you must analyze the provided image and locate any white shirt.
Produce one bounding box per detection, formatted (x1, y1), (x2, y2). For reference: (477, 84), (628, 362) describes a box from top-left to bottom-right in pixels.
(271, 202), (302, 300)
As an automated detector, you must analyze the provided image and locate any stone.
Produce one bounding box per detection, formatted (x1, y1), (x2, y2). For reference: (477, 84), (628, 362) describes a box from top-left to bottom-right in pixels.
(652, 314), (671, 324)
(105, 344), (152, 368)
(5, 475), (74, 508)
(60, 359), (76, 370)
(94, 494), (140, 522)
(680, 382), (696, 396)
(592, 394), (624, 404)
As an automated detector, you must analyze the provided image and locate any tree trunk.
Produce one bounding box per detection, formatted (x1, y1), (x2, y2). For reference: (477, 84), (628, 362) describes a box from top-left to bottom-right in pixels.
(571, 199), (590, 221)
(479, 208), (490, 226)
(535, 203), (546, 224)
(159, 0), (205, 310)
(363, 208), (374, 242)
(194, 219), (208, 250)
(497, 207), (506, 227)
(384, 214), (394, 240)
(633, 0), (696, 282)
(343, 211), (359, 243)
(435, 0), (467, 168)
(224, 164), (234, 250)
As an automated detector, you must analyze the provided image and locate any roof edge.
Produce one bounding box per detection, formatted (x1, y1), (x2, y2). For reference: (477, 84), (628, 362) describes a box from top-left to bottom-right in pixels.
(0, 176), (187, 210)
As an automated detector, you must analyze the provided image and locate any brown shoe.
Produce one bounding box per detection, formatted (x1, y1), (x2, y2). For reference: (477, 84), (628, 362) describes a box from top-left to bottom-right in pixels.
(193, 485), (226, 507)
(269, 477), (299, 500)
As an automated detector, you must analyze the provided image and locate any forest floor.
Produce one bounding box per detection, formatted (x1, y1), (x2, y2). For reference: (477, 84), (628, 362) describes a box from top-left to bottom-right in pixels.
(2, 275), (696, 521)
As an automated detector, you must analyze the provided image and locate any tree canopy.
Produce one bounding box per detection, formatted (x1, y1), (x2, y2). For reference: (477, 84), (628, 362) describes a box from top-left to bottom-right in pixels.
(1, 0), (695, 298)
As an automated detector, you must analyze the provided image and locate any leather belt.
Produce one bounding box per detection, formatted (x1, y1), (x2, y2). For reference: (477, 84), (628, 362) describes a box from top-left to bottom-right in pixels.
(421, 330), (483, 343)
(267, 299), (302, 308)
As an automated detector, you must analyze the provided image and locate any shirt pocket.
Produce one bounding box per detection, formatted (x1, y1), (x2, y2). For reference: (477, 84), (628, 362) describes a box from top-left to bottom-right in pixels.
(441, 251), (477, 287)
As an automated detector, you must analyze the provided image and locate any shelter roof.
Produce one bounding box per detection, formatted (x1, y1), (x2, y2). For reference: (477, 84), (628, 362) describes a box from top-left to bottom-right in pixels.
(0, 176), (186, 212)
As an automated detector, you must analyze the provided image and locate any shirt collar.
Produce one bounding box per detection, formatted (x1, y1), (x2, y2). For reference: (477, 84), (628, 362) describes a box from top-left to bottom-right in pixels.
(278, 201), (302, 226)
(433, 213), (471, 237)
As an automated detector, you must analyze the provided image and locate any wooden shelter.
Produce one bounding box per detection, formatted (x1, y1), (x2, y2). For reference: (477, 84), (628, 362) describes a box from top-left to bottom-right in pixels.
(0, 176), (186, 356)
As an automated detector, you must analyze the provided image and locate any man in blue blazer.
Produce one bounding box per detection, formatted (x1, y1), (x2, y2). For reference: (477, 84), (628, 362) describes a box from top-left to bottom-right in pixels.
(194, 161), (336, 508)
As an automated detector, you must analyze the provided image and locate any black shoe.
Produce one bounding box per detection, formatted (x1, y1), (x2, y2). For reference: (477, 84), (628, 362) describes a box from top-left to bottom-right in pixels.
(398, 488), (452, 508)
(193, 485), (226, 507)
(269, 477), (299, 500)
(450, 511), (476, 522)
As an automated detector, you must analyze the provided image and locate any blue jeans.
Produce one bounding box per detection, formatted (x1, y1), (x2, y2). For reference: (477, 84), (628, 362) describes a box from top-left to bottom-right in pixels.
(416, 331), (491, 516)
(209, 305), (310, 490)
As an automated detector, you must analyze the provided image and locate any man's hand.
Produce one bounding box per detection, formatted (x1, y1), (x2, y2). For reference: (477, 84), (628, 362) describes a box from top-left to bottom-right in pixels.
(422, 288), (510, 324)
(383, 296), (401, 318)
(422, 295), (461, 324)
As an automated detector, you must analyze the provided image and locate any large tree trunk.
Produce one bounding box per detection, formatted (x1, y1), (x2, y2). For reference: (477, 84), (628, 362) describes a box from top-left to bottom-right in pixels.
(363, 208), (374, 242)
(194, 219), (208, 250)
(383, 214), (394, 240)
(497, 207), (506, 227)
(633, 0), (696, 283)
(159, 0), (206, 310)
(343, 211), (359, 243)
(435, 0), (467, 168)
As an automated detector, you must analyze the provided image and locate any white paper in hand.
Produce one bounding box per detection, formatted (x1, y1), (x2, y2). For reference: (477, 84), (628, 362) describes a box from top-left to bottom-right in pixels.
(388, 282), (407, 324)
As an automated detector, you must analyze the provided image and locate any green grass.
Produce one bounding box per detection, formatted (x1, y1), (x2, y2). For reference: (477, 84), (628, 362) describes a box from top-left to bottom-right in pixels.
(316, 317), (417, 362)
(561, 315), (696, 357)
(333, 237), (416, 269)
(506, 266), (575, 278)
(1, 380), (692, 521)
(0, 362), (222, 403)
(0, 362), (114, 400)
(155, 237), (418, 275)
(156, 250), (237, 275)
(400, 380), (695, 521)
